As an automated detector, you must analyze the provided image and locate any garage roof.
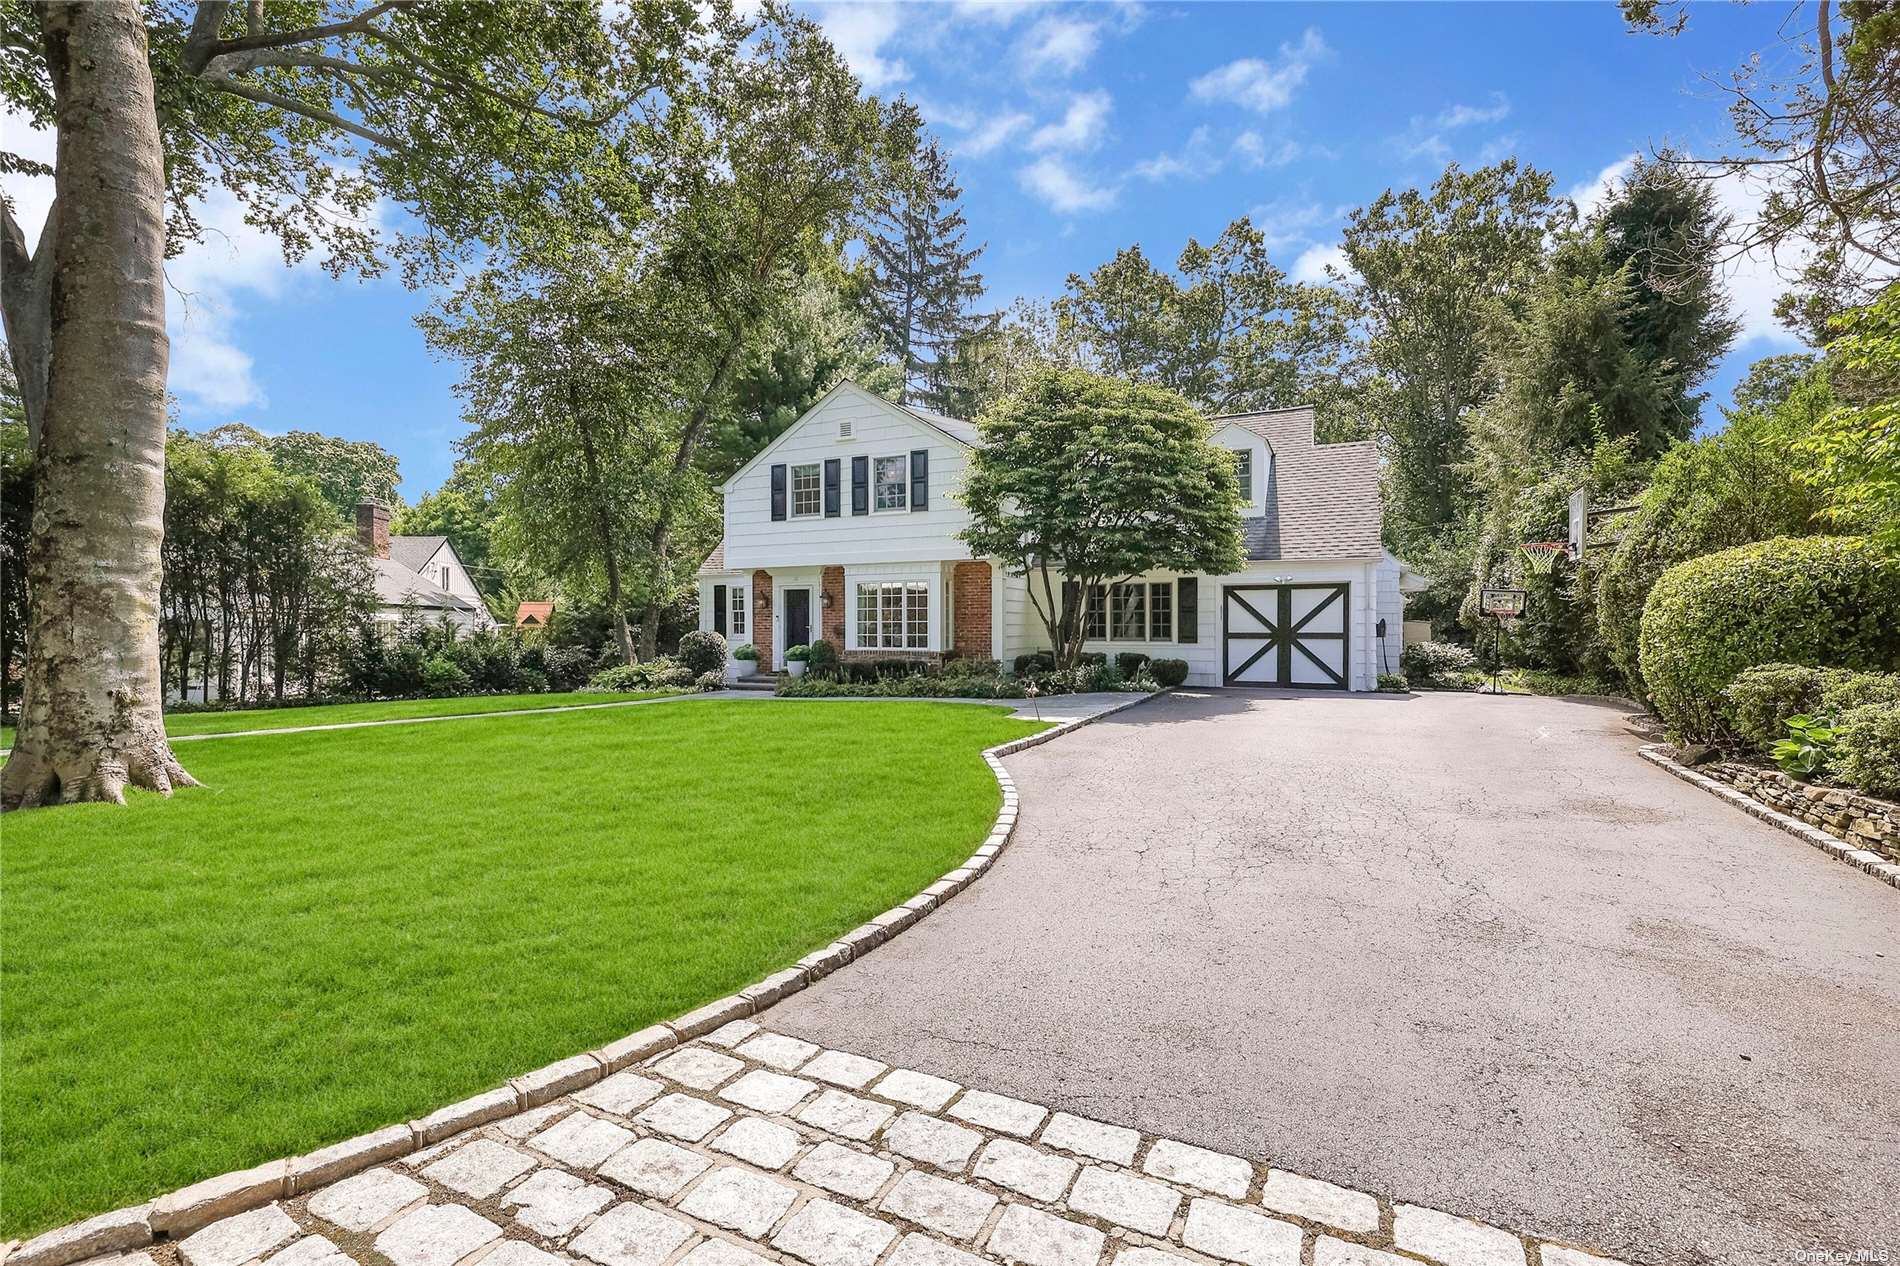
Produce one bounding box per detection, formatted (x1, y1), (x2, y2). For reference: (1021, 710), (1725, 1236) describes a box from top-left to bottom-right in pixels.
(1218, 405), (1383, 561)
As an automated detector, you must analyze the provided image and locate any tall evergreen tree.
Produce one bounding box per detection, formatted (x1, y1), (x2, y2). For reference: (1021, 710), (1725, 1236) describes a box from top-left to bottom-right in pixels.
(861, 136), (992, 409)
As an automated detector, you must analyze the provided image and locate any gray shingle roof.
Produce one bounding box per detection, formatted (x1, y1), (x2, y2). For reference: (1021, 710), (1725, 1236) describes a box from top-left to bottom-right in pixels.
(371, 557), (479, 613)
(1217, 405), (1382, 561)
(895, 401), (981, 447)
(698, 540), (728, 574)
(388, 535), (448, 574)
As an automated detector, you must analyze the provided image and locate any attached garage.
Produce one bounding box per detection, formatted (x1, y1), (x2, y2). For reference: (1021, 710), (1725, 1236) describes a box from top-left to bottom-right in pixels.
(1221, 583), (1350, 689)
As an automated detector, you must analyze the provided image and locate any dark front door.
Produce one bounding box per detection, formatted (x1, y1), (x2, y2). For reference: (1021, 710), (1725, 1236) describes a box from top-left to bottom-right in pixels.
(784, 588), (812, 650)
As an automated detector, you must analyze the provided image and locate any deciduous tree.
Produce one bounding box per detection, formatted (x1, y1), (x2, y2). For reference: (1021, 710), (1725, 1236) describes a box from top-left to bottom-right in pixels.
(959, 369), (1245, 671)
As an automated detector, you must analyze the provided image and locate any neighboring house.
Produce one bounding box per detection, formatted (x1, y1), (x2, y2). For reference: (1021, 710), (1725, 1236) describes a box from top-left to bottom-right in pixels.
(354, 502), (493, 635)
(696, 381), (1412, 690)
(515, 601), (555, 629)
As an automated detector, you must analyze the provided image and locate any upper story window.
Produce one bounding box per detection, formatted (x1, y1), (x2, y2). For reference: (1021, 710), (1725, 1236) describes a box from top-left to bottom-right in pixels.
(874, 455), (908, 511)
(790, 463), (822, 518)
(1231, 449), (1253, 503)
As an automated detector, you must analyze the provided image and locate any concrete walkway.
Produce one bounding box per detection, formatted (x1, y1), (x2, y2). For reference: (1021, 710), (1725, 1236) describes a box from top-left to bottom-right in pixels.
(769, 689), (1900, 1266)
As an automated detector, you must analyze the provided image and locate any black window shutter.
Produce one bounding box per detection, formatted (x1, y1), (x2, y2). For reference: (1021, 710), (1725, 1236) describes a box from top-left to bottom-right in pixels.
(909, 449), (929, 510)
(823, 458), (841, 517)
(851, 456), (869, 515)
(1177, 578), (1199, 643)
(713, 584), (728, 635)
(770, 464), (787, 521)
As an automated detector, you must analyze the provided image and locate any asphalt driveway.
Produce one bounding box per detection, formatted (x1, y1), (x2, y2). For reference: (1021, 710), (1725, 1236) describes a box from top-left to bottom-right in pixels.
(771, 689), (1900, 1266)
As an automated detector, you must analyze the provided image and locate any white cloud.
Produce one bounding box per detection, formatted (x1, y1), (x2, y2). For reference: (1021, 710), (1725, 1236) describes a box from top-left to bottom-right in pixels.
(958, 110), (1035, 157)
(1133, 126), (1223, 183)
(1019, 13), (1099, 76)
(1232, 131), (1299, 170)
(813, 2), (909, 90)
(1568, 152), (1637, 220)
(1707, 166), (1810, 349)
(1248, 197), (1330, 250)
(1189, 29), (1328, 115)
(1028, 91), (1111, 153)
(1293, 243), (1352, 286)
(949, 0), (1035, 25)
(1434, 93), (1511, 130)
(1018, 156), (1118, 213)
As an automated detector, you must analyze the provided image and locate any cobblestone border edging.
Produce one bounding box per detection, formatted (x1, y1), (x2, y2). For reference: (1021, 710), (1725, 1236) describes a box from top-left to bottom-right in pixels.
(1639, 744), (1900, 891)
(1, 693), (1166, 1266)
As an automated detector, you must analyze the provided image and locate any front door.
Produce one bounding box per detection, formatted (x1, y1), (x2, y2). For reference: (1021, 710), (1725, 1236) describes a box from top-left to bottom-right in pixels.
(784, 588), (812, 651)
(1222, 583), (1349, 689)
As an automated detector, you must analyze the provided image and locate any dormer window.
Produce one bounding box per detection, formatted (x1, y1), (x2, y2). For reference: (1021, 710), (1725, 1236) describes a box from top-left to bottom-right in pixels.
(1232, 450), (1253, 503)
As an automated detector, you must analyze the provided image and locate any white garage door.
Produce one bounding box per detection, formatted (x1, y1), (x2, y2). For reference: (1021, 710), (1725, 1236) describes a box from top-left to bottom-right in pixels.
(1222, 583), (1350, 689)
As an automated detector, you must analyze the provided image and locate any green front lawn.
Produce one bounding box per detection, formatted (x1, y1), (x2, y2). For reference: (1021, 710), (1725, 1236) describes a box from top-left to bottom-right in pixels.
(0, 690), (671, 749)
(1, 700), (1042, 1237)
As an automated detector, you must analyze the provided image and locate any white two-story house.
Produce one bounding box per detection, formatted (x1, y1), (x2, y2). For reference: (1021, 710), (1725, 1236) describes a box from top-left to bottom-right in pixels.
(696, 381), (1416, 690)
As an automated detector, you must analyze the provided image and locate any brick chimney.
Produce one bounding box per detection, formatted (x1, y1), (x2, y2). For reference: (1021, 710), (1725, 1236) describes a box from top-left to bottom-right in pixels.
(355, 500), (390, 559)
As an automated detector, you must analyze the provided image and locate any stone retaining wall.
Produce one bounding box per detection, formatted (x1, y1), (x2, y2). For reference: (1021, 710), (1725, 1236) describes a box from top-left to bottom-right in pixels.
(1701, 760), (1899, 863)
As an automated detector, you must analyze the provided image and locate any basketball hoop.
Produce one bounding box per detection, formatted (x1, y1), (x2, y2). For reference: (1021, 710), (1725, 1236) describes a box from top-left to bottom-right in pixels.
(1520, 542), (1565, 576)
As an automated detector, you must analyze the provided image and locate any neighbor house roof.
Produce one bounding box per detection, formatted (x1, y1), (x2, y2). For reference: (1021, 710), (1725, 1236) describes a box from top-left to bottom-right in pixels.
(388, 534), (449, 574)
(371, 557), (480, 614)
(1217, 405), (1382, 561)
(515, 601), (554, 626)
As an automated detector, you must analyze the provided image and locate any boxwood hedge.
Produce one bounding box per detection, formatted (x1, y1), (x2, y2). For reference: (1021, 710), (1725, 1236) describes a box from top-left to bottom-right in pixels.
(1639, 536), (1900, 740)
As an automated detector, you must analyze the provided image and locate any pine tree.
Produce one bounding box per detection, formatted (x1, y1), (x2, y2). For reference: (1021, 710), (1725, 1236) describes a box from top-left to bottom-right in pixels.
(861, 138), (992, 410)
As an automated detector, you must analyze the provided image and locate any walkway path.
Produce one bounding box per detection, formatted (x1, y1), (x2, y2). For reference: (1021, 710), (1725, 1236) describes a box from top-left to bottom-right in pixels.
(88, 1021), (1621, 1266)
(771, 689), (1900, 1266)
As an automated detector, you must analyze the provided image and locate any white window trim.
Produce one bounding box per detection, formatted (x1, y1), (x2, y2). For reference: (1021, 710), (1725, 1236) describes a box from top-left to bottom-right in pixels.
(730, 585), (748, 638)
(852, 579), (931, 650)
(789, 462), (823, 519)
(1231, 449), (1253, 505)
(1081, 578), (1184, 644)
(872, 454), (909, 514)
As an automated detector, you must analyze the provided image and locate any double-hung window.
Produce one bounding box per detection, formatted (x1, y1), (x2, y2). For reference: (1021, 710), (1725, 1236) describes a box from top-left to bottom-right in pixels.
(1110, 583), (1147, 641)
(730, 587), (747, 638)
(873, 455), (908, 511)
(790, 463), (822, 517)
(1147, 582), (1173, 641)
(1082, 584), (1108, 640)
(856, 582), (930, 649)
(1232, 449), (1253, 503)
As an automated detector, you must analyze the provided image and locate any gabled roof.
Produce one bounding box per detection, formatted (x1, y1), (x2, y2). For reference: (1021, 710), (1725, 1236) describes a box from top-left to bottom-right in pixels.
(1217, 405), (1382, 561)
(719, 380), (976, 492)
(698, 540), (729, 575)
(389, 534), (449, 573)
(515, 600), (554, 626)
(371, 557), (480, 613)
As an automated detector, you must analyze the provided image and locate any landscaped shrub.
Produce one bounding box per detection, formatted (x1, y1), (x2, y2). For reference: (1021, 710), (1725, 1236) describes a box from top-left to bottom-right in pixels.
(732, 643), (759, 662)
(1835, 702), (1900, 799)
(677, 629), (728, 678)
(1640, 536), (1900, 740)
(694, 671), (727, 692)
(1401, 640), (1479, 688)
(1012, 651), (1056, 675)
(1376, 672), (1409, 692)
(539, 644), (595, 693)
(784, 643), (811, 663)
(1115, 652), (1151, 679)
(585, 658), (693, 692)
(1079, 651), (1108, 667)
(1150, 658), (1190, 687)
(421, 655), (472, 696)
(1726, 664), (1826, 747)
(806, 639), (839, 675)
(1819, 669), (1900, 718)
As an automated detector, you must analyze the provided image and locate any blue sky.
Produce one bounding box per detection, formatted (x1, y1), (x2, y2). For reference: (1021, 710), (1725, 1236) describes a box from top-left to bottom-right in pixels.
(4, 1), (1810, 501)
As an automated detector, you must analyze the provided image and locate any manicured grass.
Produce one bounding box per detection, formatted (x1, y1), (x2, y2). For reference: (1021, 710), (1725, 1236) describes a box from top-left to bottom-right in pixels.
(0, 700), (1043, 1237)
(0, 691), (670, 749)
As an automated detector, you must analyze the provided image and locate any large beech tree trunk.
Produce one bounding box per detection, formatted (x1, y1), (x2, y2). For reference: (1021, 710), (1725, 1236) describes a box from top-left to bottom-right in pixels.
(0, 1), (199, 809)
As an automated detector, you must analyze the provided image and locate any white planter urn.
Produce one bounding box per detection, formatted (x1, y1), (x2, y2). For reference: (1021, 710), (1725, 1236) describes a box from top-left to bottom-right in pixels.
(786, 660), (807, 678)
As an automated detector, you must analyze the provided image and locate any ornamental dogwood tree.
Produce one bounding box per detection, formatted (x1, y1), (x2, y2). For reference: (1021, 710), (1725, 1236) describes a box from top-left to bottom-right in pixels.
(959, 368), (1245, 672)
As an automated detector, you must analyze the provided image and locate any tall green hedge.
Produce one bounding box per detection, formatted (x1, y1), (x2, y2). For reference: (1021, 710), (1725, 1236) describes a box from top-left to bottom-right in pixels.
(1639, 536), (1900, 740)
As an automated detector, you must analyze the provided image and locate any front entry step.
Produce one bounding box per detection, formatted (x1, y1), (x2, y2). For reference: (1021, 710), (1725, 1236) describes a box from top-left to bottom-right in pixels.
(730, 673), (778, 692)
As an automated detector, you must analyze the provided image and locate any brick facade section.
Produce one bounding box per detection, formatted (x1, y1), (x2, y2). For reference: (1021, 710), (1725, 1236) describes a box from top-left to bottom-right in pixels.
(953, 561), (993, 661)
(751, 570), (774, 672)
(355, 502), (390, 559)
(821, 566), (847, 651)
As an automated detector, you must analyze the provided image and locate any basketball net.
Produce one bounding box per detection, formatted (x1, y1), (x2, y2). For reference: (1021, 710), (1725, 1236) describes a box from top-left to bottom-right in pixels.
(1519, 542), (1565, 577)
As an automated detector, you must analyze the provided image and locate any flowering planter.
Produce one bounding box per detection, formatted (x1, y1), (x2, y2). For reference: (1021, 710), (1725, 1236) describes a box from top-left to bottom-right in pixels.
(786, 661), (807, 678)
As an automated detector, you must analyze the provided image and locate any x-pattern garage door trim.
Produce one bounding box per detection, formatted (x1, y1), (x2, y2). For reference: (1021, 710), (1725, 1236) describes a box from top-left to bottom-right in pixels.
(1222, 583), (1349, 689)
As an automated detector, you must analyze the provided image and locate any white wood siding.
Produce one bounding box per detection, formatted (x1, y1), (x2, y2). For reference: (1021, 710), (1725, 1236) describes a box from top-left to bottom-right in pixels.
(418, 542), (490, 623)
(722, 385), (975, 571)
(999, 559), (1384, 691)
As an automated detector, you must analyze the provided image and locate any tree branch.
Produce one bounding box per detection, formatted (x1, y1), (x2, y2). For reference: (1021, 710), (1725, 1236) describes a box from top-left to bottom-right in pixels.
(197, 71), (399, 148)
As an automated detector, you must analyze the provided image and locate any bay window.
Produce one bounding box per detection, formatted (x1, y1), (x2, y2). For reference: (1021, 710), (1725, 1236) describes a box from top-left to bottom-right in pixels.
(856, 581), (930, 649)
